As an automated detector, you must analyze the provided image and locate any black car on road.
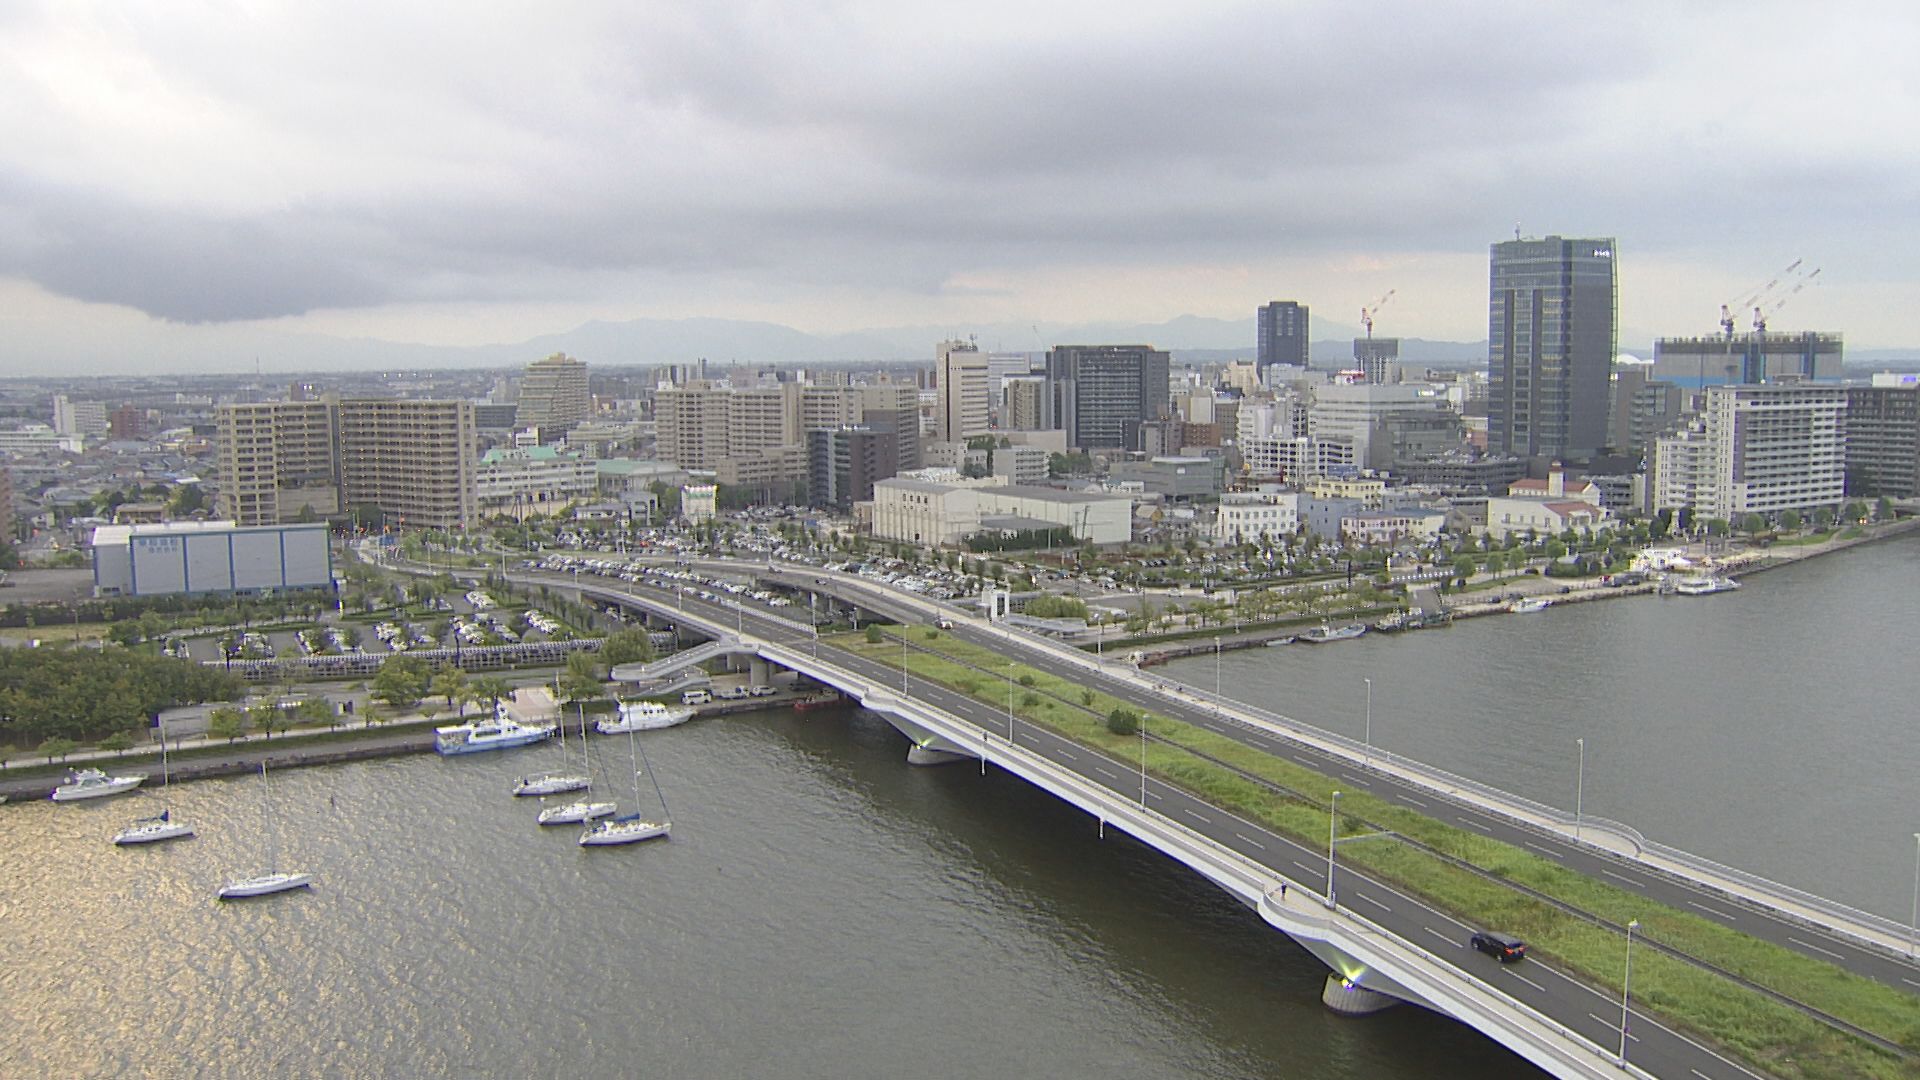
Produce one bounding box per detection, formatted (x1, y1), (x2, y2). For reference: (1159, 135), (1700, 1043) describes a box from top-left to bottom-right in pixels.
(1469, 931), (1528, 963)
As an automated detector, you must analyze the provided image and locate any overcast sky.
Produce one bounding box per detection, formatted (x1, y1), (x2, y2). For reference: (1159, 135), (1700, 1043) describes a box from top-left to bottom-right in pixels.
(3, 1), (1917, 374)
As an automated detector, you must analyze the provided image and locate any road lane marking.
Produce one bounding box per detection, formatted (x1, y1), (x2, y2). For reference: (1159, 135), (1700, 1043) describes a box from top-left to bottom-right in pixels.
(1903, 977), (1920, 989)
(1600, 869), (1641, 887)
(1291, 860), (1322, 877)
(1147, 790), (1164, 801)
(1338, 773), (1368, 786)
(1398, 795), (1428, 808)
(1503, 970), (1545, 993)
(1184, 809), (1214, 824)
(1093, 766), (1120, 780)
(1523, 841), (1558, 856)
(1587, 1013), (1638, 1041)
(1353, 893), (1392, 913)
(1422, 927), (1461, 947)
(1686, 900), (1732, 920)
(1234, 833), (1267, 850)
(1692, 1070), (1718, 1080)
(1786, 936), (1844, 960)
(1459, 818), (1493, 833)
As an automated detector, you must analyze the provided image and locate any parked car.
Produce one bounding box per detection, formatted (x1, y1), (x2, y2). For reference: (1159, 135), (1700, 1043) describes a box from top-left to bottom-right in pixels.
(681, 689), (713, 705)
(1469, 931), (1528, 963)
(748, 685), (777, 697)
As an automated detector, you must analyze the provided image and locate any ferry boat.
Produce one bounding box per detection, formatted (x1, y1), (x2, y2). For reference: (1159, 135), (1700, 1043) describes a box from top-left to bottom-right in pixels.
(50, 767), (146, 802)
(1508, 597), (1552, 614)
(596, 699), (693, 735)
(1672, 575), (1741, 596)
(1297, 623), (1367, 644)
(434, 711), (556, 756)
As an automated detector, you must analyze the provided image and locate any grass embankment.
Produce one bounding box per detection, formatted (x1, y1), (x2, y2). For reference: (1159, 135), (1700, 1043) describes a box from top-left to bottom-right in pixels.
(1, 718), (447, 778)
(838, 627), (1919, 1080)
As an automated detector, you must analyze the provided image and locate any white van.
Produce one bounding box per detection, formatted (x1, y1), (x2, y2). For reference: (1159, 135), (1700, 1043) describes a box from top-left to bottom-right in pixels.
(681, 689), (713, 705)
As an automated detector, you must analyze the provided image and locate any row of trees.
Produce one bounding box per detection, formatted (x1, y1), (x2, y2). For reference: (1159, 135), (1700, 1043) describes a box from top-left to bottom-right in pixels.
(0, 645), (243, 746)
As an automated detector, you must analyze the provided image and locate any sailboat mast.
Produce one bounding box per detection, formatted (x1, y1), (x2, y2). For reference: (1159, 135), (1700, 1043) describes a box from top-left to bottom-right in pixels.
(261, 762), (277, 875)
(636, 734), (670, 820)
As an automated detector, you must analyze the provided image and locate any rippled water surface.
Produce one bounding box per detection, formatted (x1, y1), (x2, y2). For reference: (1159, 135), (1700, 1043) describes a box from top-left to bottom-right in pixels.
(2, 707), (1538, 1078)
(1166, 531), (1920, 919)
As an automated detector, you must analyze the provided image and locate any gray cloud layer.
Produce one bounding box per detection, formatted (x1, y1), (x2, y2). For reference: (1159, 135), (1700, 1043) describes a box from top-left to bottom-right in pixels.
(2, 1), (1915, 325)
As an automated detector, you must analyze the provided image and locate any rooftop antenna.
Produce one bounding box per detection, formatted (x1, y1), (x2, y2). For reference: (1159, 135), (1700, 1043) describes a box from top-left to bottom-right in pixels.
(1514, 223), (1522, 241)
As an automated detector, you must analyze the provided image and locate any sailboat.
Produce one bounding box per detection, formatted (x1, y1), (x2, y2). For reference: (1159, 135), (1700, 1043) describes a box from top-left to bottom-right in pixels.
(578, 730), (671, 847)
(513, 702), (591, 797)
(113, 733), (193, 845)
(217, 762), (312, 900)
(538, 707), (615, 825)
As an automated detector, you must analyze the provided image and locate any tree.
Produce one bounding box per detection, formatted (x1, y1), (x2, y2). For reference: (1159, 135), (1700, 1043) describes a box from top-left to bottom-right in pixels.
(1545, 539), (1568, 561)
(600, 628), (657, 668)
(1812, 507), (1835, 530)
(296, 697), (336, 729)
(1778, 509), (1802, 532)
(559, 651), (603, 706)
(470, 675), (512, 717)
(1106, 707), (1140, 736)
(372, 656), (431, 713)
(865, 624), (884, 644)
(97, 731), (135, 753)
(1080, 689), (1095, 707)
(250, 702), (290, 739)
(39, 736), (79, 763)
(1452, 554), (1476, 583)
(431, 665), (470, 716)
(207, 707), (247, 743)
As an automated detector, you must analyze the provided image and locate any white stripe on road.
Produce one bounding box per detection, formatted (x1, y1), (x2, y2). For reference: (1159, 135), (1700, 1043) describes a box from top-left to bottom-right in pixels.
(1523, 841), (1558, 856)
(1504, 969), (1545, 993)
(1353, 893), (1392, 913)
(1422, 927), (1461, 947)
(1786, 936), (1845, 960)
(1398, 795), (1428, 808)
(1056, 749), (1077, 760)
(1093, 766), (1120, 780)
(1291, 860), (1322, 877)
(1234, 833), (1267, 850)
(1459, 818), (1493, 833)
(1600, 869), (1641, 887)
(1588, 1013), (1639, 1042)
(1338, 773), (1368, 786)
(1903, 977), (1920, 989)
(1686, 900), (1732, 920)
(1184, 809), (1213, 825)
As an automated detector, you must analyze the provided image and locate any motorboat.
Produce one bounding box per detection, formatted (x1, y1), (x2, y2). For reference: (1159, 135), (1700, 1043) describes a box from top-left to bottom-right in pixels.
(1264, 636), (1297, 647)
(513, 771), (591, 797)
(51, 767), (145, 802)
(434, 710), (555, 756)
(1508, 597), (1552, 614)
(538, 799), (618, 826)
(1297, 623), (1367, 644)
(596, 699), (693, 735)
(1672, 575), (1740, 596)
(217, 762), (312, 901)
(218, 871), (314, 899)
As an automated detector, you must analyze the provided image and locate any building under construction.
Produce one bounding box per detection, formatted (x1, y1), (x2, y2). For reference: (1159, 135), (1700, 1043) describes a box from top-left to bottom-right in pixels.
(1650, 331), (1842, 389)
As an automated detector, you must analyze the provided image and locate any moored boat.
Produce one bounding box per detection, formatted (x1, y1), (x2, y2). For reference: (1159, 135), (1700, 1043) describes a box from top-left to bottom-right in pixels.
(596, 699), (693, 735)
(114, 734), (192, 845)
(538, 799), (618, 826)
(1298, 623), (1367, 644)
(1509, 597), (1552, 614)
(513, 772), (591, 797)
(218, 871), (313, 899)
(51, 767), (146, 802)
(434, 710), (556, 756)
(1672, 575), (1740, 596)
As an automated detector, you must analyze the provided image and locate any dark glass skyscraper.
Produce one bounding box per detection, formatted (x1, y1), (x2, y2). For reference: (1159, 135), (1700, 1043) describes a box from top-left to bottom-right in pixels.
(1487, 236), (1617, 461)
(1256, 301), (1309, 372)
(1046, 345), (1170, 451)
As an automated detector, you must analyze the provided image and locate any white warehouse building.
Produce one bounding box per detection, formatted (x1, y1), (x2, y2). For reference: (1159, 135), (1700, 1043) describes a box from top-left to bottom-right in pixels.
(92, 521), (333, 597)
(872, 476), (1132, 547)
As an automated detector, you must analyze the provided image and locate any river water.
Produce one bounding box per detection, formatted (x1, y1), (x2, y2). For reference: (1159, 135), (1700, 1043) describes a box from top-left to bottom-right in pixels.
(1165, 531), (1920, 922)
(2, 707), (1538, 1078)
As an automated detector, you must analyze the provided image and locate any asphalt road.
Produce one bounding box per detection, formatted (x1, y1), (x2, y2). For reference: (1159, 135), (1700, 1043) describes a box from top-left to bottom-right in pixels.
(530, 568), (1798, 1080)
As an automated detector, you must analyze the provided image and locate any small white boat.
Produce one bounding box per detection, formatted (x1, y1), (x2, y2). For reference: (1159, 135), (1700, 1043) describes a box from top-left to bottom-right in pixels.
(51, 767), (146, 802)
(514, 772), (591, 797)
(1508, 597), (1552, 614)
(1672, 575), (1740, 596)
(115, 809), (195, 846)
(434, 709), (556, 756)
(596, 699), (693, 735)
(218, 871), (314, 899)
(217, 762), (312, 901)
(1298, 623), (1367, 644)
(540, 799), (618, 826)
(580, 731), (672, 848)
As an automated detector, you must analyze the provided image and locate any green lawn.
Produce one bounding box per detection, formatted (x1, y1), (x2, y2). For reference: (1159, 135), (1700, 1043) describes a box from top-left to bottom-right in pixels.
(837, 627), (1918, 1080)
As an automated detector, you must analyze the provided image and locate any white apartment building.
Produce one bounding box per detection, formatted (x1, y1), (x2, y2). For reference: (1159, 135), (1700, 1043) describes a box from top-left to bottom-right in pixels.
(215, 402), (341, 527)
(1653, 383), (1847, 521)
(991, 445), (1050, 486)
(1213, 489), (1299, 544)
(476, 447), (599, 518)
(52, 395), (108, 437)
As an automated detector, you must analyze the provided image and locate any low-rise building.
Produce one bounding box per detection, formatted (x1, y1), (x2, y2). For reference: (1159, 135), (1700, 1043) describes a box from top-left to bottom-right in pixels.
(1212, 489), (1299, 545)
(1485, 464), (1614, 540)
(871, 476), (1131, 547)
(476, 446), (599, 519)
(91, 521), (332, 597)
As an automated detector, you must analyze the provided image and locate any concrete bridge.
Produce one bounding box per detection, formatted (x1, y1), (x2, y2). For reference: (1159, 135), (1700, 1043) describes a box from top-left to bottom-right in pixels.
(519, 567), (1781, 1080)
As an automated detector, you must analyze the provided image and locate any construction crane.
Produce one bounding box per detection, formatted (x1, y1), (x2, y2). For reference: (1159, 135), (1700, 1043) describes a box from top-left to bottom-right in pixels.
(1721, 259), (1806, 337)
(1753, 268), (1821, 334)
(1360, 289), (1395, 339)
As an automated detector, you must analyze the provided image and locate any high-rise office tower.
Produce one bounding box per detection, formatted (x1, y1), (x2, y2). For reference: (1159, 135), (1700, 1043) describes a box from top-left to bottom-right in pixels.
(936, 339), (991, 443)
(1488, 236), (1617, 461)
(516, 353), (591, 437)
(1256, 301), (1309, 372)
(1046, 345), (1171, 451)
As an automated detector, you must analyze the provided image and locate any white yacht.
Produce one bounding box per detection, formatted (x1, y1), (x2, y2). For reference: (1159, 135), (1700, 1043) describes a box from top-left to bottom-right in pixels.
(434, 710), (555, 756)
(538, 799), (618, 826)
(1508, 597), (1552, 614)
(513, 771), (591, 797)
(114, 735), (192, 845)
(1672, 575), (1740, 596)
(217, 762), (312, 901)
(580, 731), (672, 848)
(51, 767), (145, 802)
(596, 699), (693, 735)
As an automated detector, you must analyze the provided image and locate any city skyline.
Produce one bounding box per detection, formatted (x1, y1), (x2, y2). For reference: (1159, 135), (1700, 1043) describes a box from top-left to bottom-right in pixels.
(4, 2), (1919, 375)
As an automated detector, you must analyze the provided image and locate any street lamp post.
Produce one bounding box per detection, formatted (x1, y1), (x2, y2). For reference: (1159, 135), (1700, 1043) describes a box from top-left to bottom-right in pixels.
(1005, 662), (1015, 742)
(1214, 637), (1222, 696)
(901, 633), (908, 695)
(1910, 833), (1920, 958)
(1575, 737), (1586, 840)
(1619, 919), (1640, 1066)
(1363, 676), (1372, 765)
(1139, 715), (1148, 806)
(1326, 790), (1342, 909)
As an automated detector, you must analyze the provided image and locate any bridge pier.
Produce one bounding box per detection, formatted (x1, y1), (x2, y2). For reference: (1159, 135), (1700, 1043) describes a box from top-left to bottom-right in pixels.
(750, 656), (772, 686)
(861, 692), (982, 767)
(1320, 974), (1400, 1016)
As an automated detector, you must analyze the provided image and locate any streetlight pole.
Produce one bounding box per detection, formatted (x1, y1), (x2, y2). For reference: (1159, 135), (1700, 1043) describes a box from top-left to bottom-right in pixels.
(1139, 715), (1148, 806)
(1363, 676), (1372, 765)
(1005, 662), (1015, 742)
(1327, 790), (1341, 909)
(901, 633), (908, 695)
(1575, 737), (1586, 840)
(1214, 636), (1222, 696)
(1910, 833), (1920, 958)
(1619, 919), (1640, 1067)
